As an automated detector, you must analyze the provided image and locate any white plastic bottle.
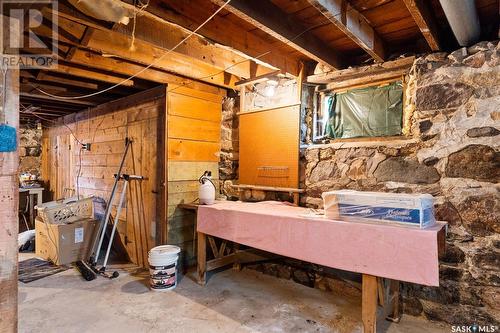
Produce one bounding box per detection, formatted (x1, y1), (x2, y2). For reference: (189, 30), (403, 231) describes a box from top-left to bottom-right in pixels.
(199, 171), (215, 205)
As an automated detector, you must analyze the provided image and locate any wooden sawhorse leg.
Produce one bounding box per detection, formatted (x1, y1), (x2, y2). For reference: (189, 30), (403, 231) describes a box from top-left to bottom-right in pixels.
(362, 274), (378, 333)
(362, 274), (401, 332)
(197, 231), (206, 285)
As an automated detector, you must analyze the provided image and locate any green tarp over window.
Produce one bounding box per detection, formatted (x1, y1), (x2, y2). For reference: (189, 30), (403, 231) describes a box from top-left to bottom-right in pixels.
(324, 81), (403, 139)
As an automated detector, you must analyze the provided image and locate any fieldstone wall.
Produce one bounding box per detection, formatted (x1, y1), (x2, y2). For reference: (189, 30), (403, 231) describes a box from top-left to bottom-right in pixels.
(218, 41), (499, 326)
(19, 127), (42, 177)
(301, 41), (499, 325)
(219, 95), (240, 199)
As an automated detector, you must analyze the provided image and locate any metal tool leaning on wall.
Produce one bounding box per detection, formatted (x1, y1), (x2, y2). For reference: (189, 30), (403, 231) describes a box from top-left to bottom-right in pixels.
(77, 137), (144, 280)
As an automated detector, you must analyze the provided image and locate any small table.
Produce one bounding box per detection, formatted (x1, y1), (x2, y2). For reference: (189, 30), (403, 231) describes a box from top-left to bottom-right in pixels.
(19, 187), (44, 226)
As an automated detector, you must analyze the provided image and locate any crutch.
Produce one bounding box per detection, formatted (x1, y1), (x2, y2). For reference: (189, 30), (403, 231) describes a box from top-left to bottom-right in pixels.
(89, 137), (131, 266)
(99, 174), (144, 276)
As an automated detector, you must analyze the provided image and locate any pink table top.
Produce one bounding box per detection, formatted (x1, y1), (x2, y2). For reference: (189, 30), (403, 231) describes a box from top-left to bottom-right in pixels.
(197, 201), (446, 286)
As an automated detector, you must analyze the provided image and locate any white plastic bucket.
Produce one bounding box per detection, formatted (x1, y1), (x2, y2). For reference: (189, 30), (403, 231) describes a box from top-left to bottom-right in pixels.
(148, 245), (181, 291)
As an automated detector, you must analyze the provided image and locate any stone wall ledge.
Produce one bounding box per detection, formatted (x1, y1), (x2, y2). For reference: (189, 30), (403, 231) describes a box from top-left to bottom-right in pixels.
(301, 137), (419, 150)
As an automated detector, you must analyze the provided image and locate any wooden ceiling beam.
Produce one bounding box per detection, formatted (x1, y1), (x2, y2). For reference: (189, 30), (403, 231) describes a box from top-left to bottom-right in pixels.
(307, 56), (415, 85)
(20, 92), (97, 106)
(211, 0), (344, 70)
(52, 62), (135, 87)
(20, 101), (80, 112)
(44, 15), (240, 88)
(123, 0), (302, 76)
(44, 4), (268, 85)
(67, 49), (226, 95)
(402, 0), (442, 51)
(36, 71), (99, 90)
(306, 0), (386, 62)
(110, 8), (276, 79)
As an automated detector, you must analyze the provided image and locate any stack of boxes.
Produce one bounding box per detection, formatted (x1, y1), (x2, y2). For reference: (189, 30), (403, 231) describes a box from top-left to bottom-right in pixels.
(35, 197), (99, 265)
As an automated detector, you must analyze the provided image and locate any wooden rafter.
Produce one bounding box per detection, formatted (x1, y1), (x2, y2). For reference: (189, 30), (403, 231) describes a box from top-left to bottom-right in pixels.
(211, 0), (344, 70)
(402, 0), (441, 51)
(306, 0), (386, 62)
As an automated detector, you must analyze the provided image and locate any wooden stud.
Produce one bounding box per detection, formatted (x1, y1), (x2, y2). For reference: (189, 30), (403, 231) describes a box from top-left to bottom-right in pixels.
(362, 274), (378, 333)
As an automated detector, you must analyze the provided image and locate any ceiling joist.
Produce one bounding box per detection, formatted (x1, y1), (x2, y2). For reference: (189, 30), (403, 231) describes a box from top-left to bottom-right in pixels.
(210, 0), (344, 70)
(402, 0), (442, 51)
(306, 0), (386, 62)
(126, 0), (302, 76)
(43, 2), (280, 86)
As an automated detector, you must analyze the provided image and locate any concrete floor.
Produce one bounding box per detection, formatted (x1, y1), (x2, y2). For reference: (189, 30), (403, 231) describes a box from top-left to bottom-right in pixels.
(19, 255), (448, 333)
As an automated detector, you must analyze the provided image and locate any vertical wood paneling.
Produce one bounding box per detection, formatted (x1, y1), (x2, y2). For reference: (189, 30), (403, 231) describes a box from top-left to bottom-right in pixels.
(41, 84), (226, 268)
(41, 87), (166, 267)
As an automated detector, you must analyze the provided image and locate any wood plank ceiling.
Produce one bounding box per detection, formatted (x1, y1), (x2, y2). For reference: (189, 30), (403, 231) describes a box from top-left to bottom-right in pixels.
(13, 0), (498, 124)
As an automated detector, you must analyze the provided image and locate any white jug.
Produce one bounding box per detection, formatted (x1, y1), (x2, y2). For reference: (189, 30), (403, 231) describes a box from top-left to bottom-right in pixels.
(199, 171), (215, 205)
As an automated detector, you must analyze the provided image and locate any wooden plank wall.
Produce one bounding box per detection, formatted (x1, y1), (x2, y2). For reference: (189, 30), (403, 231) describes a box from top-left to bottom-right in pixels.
(166, 87), (225, 267)
(41, 87), (166, 267)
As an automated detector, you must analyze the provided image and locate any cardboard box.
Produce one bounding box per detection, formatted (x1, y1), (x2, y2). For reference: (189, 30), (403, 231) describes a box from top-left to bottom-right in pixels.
(35, 218), (99, 265)
(322, 190), (435, 228)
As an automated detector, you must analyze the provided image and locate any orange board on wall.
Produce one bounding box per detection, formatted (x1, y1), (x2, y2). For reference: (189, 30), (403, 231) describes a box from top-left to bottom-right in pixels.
(239, 105), (300, 188)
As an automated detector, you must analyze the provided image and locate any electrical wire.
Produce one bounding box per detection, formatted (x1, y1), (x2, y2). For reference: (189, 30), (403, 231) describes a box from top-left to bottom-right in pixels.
(32, 0), (233, 100)
(32, 2), (362, 100)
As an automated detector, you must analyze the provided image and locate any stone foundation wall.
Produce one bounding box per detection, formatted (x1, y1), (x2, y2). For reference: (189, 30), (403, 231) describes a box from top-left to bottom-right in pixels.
(301, 41), (499, 325)
(219, 94), (240, 199)
(218, 41), (499, 326)
(19, 127), (42, 177)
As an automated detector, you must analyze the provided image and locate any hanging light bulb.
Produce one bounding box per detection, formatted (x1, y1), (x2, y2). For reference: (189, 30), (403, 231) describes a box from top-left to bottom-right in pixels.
(263, 79), (278, 97)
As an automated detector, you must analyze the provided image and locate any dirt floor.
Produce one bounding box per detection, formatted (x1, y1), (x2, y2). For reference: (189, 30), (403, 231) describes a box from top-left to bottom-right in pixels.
(18, 254), (449, 333)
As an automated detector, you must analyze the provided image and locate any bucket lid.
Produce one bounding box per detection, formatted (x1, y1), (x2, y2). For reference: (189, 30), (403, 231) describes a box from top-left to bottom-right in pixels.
(149, 245), (181, 257)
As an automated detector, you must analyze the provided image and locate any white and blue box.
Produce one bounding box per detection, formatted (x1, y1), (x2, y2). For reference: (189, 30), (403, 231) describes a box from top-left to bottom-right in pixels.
(322, 190), (435, 228)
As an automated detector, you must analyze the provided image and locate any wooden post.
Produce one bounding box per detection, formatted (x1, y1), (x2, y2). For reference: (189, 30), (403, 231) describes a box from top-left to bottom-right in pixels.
(362, 274), (378, 333)
(197, 231), (207, 285)
(386, 280), (401, 322)
(0, 57), (20, 332)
